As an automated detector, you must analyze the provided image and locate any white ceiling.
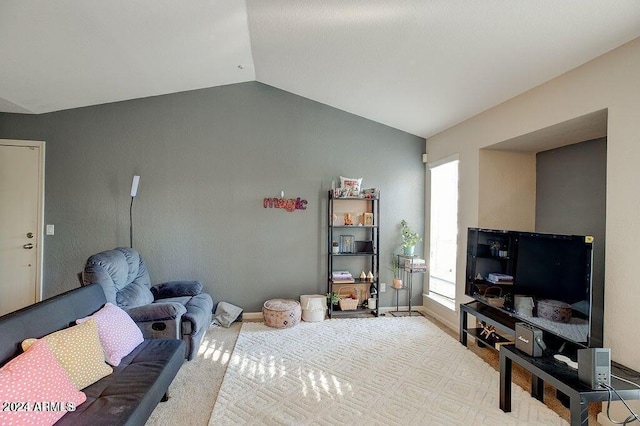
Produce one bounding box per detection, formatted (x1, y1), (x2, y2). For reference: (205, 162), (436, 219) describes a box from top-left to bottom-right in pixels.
(1, 1), (639, 138)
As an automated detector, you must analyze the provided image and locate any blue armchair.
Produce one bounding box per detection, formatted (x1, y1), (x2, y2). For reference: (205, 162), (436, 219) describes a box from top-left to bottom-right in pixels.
(82, 247), (213, 360)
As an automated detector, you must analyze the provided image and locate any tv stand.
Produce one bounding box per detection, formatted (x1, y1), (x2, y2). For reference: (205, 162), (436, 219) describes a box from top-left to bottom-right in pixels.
(501, 345), (640, 426)
(460, 301), (516, 350)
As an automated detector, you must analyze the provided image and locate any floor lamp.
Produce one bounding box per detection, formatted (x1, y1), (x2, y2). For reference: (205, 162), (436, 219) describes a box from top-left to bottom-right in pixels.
(130, 175), (140, 248)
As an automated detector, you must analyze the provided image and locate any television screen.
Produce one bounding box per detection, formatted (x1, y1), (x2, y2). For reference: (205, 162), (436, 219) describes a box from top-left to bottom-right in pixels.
(512, 233), (593, 344)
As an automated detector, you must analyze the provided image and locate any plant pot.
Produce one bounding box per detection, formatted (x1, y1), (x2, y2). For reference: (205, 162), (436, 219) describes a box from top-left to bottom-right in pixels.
(392, 278), (403, 289)
(403, 245), (415, 256)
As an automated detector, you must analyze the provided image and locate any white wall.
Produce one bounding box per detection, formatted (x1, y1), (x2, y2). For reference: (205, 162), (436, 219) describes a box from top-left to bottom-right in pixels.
(478, 149), (536, 230)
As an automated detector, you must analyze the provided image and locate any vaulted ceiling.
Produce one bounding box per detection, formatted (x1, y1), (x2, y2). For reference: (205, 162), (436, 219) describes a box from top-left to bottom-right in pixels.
(1, 1), (639, 138)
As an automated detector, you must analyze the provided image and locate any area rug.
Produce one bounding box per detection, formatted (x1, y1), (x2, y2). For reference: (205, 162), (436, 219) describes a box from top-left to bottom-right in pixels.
(146, 322), (241, 426)
(209, 316), (568, 425)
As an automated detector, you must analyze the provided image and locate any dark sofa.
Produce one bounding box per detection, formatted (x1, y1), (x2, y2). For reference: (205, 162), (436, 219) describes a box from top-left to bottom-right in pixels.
(0, 283), (185, 426)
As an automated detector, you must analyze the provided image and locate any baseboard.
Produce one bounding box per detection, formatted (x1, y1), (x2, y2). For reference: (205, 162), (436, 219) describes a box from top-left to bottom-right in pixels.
(242, 312), (264, 321)
(242, 306), (425, 321)
(420, 304), (458, 332)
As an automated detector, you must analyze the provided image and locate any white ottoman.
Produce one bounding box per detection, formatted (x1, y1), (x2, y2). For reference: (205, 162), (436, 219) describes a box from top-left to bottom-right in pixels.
(262, 299), (302, 328)
(300, 294), (326, 322)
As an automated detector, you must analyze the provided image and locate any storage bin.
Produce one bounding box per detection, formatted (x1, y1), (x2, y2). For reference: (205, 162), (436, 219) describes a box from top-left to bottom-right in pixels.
(300, 294), (326, 322)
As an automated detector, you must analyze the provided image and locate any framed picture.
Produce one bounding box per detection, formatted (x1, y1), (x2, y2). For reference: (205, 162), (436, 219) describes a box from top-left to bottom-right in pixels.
(362, 212), (374, 226)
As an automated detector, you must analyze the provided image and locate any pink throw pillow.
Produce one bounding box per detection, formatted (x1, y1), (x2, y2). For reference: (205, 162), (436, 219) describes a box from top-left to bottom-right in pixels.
(0, 339), (86, 426)
(77, 303), (144, 366)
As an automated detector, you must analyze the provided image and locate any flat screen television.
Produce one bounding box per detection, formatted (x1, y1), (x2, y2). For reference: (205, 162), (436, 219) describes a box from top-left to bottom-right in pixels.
(466, 228), (600, 347)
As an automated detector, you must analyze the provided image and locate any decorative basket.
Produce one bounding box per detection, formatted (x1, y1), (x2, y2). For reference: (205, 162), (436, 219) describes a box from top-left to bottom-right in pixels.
(537, 299), (572, 323)
(338, 286), (359, 310)
(262, 299), (302, 328)
(483, 286), (504, 308)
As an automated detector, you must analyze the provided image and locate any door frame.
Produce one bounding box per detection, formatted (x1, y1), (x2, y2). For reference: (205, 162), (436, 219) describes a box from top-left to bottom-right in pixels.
(0, 139), (46, 302)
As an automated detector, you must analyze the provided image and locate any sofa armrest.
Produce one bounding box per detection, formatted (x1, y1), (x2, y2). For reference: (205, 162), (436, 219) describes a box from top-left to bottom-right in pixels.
(126, 302), (187, 322)
(151, 281), (203, 299)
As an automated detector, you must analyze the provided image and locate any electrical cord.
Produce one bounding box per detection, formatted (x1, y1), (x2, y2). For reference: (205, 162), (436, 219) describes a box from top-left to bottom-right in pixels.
(612, 374), (640, 390)
(129, 196), (135, 249)
(600, 382), (640, 425)
(614, 363), (640, 380)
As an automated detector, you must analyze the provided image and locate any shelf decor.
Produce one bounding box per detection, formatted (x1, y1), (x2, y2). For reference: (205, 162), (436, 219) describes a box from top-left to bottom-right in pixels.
(400, 219), (422, 255)
(339, 235), (355, 254)
(263, 193), (308, 213)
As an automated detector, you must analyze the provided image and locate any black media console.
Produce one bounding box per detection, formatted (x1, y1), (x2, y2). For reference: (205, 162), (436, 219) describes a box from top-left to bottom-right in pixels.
(460, 300), (516, 350)
(500, 345), (640, 426)
(460, 301), (640, 426)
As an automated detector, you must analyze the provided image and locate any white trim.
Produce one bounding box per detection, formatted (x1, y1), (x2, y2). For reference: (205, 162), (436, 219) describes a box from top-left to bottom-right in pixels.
(420, 298), (459, 332)
(243, 306), (429, 321)
(0, 139), (45, 302)
(428, 153), (459, 170)
(243, 312), (264, 321)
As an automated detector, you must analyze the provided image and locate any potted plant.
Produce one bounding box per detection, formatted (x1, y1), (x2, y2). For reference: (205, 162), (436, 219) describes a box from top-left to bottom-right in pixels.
(400, 219), (422, 256)
(390, 255), (403, 289)
(327, 291), (340, 306)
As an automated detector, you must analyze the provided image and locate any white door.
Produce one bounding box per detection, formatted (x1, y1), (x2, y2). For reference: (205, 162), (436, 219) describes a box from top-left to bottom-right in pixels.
(0, 140), (45, 316)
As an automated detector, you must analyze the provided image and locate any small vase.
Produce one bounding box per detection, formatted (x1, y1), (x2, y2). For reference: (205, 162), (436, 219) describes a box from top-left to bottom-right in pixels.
(392, 278), (403, 289)
(403, 245), (415, 256)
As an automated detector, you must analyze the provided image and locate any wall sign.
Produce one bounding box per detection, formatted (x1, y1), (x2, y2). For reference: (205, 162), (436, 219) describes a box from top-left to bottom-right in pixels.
(263, 197), (308, 213)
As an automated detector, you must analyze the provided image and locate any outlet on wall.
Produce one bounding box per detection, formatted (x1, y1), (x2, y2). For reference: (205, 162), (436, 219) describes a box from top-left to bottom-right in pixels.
(380, 283), (386, 292)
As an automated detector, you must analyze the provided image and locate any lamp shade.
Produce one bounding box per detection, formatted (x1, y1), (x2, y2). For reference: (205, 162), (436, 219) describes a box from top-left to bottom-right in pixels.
(130, 175), (140, 197)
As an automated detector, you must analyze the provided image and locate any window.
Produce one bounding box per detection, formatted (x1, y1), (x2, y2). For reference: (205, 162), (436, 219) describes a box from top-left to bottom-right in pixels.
(428, 157), (459, 310)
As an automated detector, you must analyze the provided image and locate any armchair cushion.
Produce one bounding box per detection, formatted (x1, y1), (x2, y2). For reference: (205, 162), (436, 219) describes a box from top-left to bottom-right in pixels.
(117, 282), (154, 309)
(126, 302), (187, 323)
(151, 281), (203, 299)
(180, 293), (214, 336)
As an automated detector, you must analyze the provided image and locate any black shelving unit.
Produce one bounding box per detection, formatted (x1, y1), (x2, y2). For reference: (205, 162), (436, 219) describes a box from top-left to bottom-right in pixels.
(327, 191), (379, 318)
(466, 228), (517, 309)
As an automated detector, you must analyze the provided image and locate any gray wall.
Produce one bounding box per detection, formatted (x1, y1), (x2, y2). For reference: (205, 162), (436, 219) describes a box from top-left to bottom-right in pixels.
(0, 82), (425, 311)
(535, 137), (606, 345)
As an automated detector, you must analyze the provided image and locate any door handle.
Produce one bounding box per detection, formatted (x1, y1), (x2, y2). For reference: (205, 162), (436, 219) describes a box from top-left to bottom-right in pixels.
(23, 243), (34, 249)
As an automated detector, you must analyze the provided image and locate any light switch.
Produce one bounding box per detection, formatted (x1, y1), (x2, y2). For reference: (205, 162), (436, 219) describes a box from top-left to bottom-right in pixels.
(46, 224), (55, 235)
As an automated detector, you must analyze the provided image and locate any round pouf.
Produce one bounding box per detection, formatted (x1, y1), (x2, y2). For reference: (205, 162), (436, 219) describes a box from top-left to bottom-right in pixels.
(263, 299), (302, 328)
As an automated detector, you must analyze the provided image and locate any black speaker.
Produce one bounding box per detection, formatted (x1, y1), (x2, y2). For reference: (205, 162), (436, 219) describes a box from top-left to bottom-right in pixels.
(515, 322), (546, 357)
(578, 348), (611, 389)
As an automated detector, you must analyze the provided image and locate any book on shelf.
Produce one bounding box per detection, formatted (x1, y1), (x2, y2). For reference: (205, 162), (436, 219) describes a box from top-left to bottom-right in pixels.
(332, 278), (356, 284)
(487, 279), (513, 285)
(404, 258), (426, 268)
(487, 273), (513, 284)
(331, 271), (353, 281)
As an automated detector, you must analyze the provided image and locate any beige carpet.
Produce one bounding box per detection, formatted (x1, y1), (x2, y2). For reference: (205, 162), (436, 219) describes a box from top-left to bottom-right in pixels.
(209, 316), (568, 425)
(145, 322), (241, 426)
